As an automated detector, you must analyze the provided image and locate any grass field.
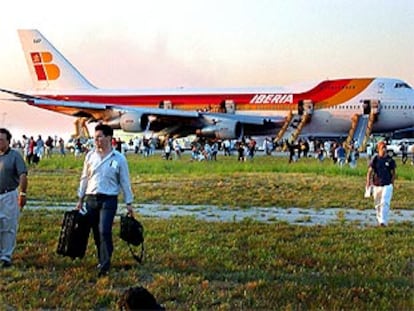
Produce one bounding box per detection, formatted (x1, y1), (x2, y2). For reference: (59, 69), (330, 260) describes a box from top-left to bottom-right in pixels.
(28, 152), (413, 209)
(1, 153), (413, 310)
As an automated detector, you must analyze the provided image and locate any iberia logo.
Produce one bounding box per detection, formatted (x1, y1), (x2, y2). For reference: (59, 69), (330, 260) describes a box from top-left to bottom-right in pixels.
(30, 52), (60, 81)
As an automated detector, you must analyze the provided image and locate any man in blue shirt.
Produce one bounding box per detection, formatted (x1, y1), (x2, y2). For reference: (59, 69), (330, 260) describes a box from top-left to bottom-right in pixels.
(366, 141), (396, 226)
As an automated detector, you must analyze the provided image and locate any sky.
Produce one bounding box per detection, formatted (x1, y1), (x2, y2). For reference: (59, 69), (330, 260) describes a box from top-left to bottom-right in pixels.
(0, 0), (413, 142)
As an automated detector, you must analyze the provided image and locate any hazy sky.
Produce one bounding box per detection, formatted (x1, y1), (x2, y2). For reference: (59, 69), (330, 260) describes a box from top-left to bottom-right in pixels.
(0, 0), (413, 141)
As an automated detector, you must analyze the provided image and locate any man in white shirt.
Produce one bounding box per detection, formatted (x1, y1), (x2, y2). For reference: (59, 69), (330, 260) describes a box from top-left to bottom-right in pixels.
(76, 124), (134, 277)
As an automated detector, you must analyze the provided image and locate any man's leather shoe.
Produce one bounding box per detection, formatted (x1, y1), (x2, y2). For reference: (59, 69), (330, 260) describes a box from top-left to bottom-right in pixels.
(98, 269), (109, 277)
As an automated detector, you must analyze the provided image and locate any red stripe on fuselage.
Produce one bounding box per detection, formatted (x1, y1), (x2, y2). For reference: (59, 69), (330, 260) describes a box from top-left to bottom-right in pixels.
(38, 78), (372, 112)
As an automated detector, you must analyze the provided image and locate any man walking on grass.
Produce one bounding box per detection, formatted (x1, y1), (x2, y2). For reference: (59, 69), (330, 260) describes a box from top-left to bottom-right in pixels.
(76, 124), (134, 277)
(366, 141), (396, 226)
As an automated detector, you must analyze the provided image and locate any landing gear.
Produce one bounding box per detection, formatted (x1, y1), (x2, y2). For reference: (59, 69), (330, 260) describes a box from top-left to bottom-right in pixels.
(72, 117), (90, 139)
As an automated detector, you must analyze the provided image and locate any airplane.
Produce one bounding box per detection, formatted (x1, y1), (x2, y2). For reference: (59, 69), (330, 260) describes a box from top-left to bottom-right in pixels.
(1, 29), (413, 147)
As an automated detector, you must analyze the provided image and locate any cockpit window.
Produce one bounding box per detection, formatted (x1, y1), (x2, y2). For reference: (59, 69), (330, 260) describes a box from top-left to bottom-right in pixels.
(394, 82), (412, 89)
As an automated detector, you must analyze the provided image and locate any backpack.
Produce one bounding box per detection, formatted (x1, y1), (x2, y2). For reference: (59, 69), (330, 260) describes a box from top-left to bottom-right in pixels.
(120, 215), (144, 263)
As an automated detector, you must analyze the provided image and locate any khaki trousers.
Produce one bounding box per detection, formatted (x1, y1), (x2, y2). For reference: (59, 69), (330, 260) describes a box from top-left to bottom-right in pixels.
(0, 190), (20, 262)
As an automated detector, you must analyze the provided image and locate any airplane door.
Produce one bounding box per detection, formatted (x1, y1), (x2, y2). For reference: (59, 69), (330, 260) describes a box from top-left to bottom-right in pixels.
(362, 100), (371, 115)
(224, 100), (236, 114)
(361, 99), (380, 115)
(159, 100), (173, 109)
(297, 100), (304, 115)
(298, 100), (313, 115)
(303, 100), (313, 115)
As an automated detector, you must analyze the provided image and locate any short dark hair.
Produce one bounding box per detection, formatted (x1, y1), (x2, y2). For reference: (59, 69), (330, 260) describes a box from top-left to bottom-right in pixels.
(0, 128), (12, 141)
(95, 124), (113, 137)
(118, 286), (165, 310)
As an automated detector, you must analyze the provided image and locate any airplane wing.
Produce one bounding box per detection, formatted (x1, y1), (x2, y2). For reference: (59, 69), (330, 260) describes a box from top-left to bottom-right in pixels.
(0, 87), (45, 101)
(0, 87), (284, 139)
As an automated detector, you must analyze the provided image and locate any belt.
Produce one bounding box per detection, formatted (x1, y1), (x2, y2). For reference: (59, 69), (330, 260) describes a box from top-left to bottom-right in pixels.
(0, 188), (16, 195)
(87, 193), (117, 199)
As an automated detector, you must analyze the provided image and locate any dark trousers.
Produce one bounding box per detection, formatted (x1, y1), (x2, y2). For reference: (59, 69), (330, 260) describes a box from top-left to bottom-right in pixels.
(85, 194), (118, 272)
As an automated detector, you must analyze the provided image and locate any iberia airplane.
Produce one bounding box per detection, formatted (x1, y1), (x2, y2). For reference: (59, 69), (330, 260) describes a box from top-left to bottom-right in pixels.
(1, 29), (413, 141)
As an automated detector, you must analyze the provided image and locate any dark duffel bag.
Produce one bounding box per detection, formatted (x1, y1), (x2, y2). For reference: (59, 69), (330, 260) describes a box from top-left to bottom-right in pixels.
(120, 214), (144, 263)
(56, 210), (90, 259)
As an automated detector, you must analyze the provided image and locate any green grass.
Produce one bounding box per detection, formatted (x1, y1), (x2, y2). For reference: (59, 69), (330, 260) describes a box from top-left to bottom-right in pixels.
(1, 153), (412, 309)
(1, 211), (413, 310)
(28, 153), (413, 210)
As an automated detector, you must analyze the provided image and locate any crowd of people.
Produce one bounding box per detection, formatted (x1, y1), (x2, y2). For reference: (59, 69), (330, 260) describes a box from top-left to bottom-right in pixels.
(9, 132), (414, 168)
(11, 134), (66, 164)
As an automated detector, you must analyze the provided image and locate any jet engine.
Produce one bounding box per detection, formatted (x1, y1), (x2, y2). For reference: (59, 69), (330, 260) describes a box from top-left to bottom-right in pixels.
(197, 120), (242, 139)
(119, 111), (148, 132)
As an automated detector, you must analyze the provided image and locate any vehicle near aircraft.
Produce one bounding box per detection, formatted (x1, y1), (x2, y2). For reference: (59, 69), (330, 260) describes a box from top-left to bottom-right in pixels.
(0, 29), (413, 149)
(385, 128), (414, 156)
(386, 140), (414, 157)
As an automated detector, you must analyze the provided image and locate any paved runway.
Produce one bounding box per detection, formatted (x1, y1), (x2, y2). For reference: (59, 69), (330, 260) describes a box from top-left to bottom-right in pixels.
(26, 201), (414, 226)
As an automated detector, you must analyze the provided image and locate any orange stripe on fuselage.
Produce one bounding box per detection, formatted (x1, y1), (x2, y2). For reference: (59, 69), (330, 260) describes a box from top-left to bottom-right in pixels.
(312, 78), (373, 107)
(285, 78), (374, 106)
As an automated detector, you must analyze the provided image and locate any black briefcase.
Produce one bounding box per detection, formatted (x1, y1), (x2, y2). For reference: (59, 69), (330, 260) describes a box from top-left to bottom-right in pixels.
(56, 210), (90, 259)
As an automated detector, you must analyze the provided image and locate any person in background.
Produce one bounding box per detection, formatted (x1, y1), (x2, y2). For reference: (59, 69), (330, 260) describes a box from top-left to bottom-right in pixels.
(58, 137), (65, 156)
(366, 141), (396, 226)
(0, 128), (28, 267)
(223, 139), (231, 156)
(399, 140), (408, 164)
(76, 124), (134, 277)
(348, 144), (357, 168)
(45, 135), (54, 158)
(22, 134), (30, 163)
(335, 142), (346, 166)
(35, 135), (45, 160)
